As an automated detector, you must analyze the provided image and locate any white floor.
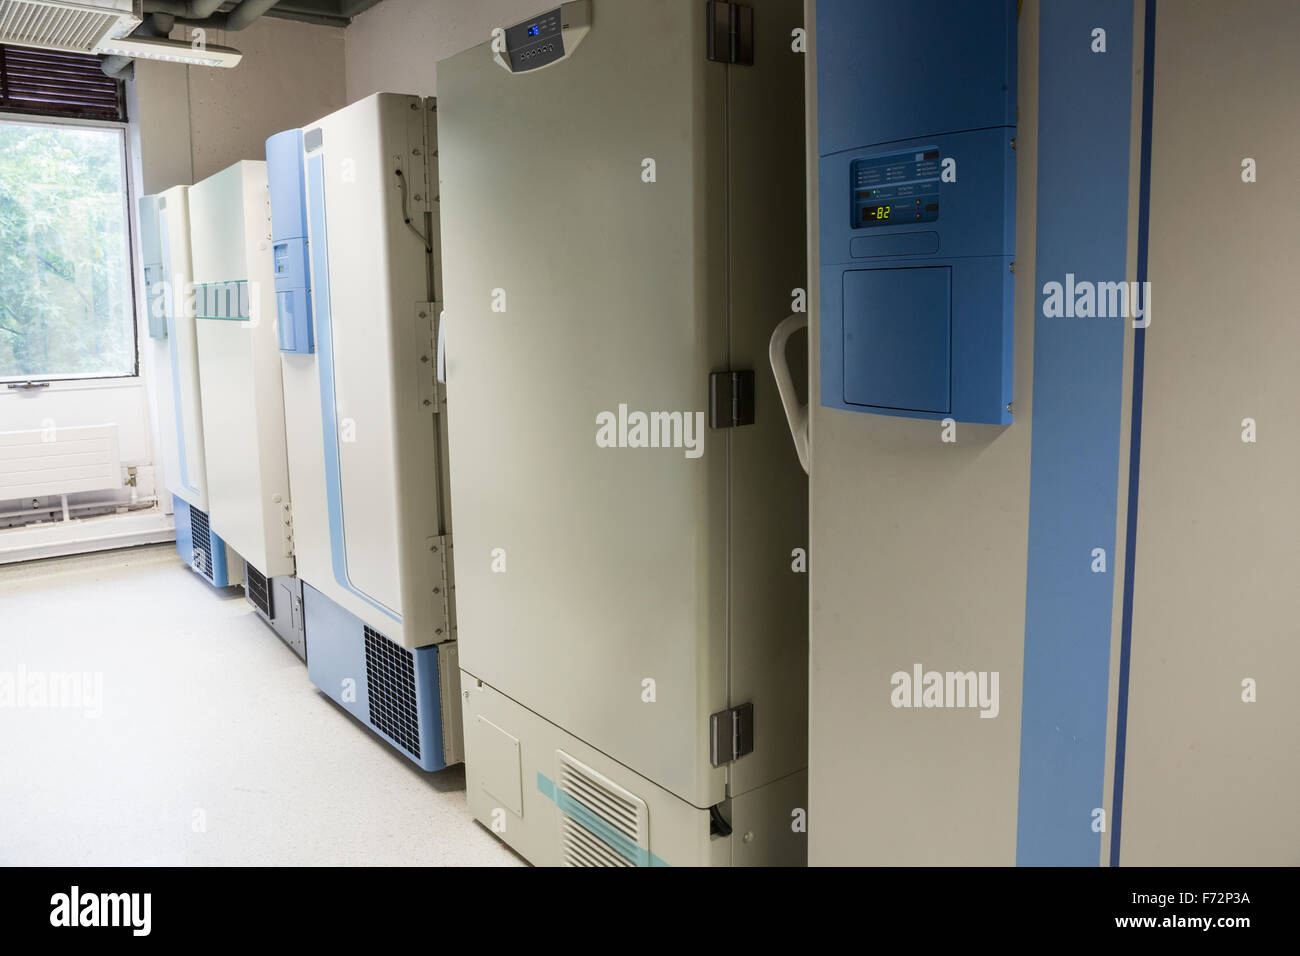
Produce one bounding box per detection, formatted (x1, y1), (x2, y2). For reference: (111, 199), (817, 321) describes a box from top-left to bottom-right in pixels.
(0, 544), (524, 866)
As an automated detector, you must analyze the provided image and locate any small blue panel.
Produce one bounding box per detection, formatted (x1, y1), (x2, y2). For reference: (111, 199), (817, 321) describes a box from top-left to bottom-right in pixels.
(817, 0), (1017, 157)
(265, 129), (315, 355)
(173, 494), (193, 567)
(303, 583), (446, 771)
(137, 196), (167, 340)
(816, 0), (1016, 425)
(820, 128), (1015, 424)
(843, 267), (950, 413)
(1017, 0), (1133, 866)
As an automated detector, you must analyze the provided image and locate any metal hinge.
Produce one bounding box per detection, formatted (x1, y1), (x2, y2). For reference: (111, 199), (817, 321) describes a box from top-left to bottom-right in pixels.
(428, 533), (455, 641)
(417, 302), (444, 412)
(278, 496), (294, 558)
(707, 1), (754, 65)
(708, 370), (755, 428)
(709, 702), (754, 766)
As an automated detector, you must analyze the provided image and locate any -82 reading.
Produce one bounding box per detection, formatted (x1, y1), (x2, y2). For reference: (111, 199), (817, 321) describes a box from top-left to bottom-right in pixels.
(865, 204), (892, 221)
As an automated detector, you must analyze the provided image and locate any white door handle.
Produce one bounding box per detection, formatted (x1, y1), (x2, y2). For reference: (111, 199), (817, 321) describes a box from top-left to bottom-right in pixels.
(769, 312), (809, 474)
(436, 311), (447, 384)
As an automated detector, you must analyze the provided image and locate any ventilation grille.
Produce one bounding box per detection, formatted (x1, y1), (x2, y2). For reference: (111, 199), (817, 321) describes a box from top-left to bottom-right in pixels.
(560, 817), (634, 868)
(0, 1), (138, 54)
(244, 562), (271, 620)
(363, 626), (420, 761)
(0, 42), (125, 119)
(189, 505), (214, 583)
(556, 751), (650, 867)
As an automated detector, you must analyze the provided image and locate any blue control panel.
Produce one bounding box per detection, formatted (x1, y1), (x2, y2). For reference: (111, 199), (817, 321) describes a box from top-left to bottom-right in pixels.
(851, 149), (942, 229)
(817, 0), (1017, 424)
(266, 129), (315, 355)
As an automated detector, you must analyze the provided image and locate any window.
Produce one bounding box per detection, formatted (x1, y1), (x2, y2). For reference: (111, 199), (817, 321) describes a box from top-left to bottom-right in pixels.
(1, 45), (134, 382)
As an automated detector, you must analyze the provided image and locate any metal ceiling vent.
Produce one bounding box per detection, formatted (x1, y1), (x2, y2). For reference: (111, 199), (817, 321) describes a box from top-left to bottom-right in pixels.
(555, 751), (650, 867)
(0, 0), (140, 53)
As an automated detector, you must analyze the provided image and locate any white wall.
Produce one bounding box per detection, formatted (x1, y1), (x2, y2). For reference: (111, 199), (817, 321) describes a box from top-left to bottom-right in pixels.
(135, 16), (347, 191)
(1115, 0), (1300, 865)
(344, 0), (542, 102)
(0, 15), (346, 551)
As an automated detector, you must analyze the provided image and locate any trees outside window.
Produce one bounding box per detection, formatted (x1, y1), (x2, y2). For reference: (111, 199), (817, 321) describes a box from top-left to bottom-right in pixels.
(0, 118), (136, 381)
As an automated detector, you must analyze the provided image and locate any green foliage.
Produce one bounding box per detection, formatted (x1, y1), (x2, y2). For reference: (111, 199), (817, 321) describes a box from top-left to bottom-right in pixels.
(0, 120), (135, 380)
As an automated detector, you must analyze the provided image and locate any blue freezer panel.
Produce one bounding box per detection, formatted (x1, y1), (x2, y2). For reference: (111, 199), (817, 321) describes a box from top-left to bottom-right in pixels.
(303, 583), (448, 771)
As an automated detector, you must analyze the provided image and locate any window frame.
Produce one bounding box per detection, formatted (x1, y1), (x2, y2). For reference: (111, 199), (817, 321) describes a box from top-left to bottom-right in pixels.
(0, 109), (141, 387)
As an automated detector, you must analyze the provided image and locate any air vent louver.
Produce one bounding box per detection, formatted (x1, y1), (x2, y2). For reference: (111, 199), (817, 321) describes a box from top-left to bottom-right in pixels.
(363, 626), (421, 761)
(555, 751), (650, 867)
(245, 563), (271, 620)
(0, 0), (139, 54)
(189, 506), (215, 583)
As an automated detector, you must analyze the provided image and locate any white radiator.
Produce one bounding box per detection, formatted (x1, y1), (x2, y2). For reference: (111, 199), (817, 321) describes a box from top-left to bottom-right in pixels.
(0, 424), (122, 501)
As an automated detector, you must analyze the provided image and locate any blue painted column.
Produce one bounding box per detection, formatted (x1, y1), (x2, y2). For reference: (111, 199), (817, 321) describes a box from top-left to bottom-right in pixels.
(1017, 0), (1135, 865)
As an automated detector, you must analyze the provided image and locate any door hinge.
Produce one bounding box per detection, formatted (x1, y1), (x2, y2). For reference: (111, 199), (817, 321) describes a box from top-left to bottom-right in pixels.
(279, 497), (294, 559)
(417, 302), (444, 412)
(710, 702), (754, 766)
(709, 370), (755, 428)
(707, 1), (754, 65)
(428, 533), (455, 641)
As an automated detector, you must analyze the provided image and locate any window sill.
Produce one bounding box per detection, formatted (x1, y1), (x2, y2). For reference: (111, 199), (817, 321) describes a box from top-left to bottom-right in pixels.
(2, 376), (142, 395)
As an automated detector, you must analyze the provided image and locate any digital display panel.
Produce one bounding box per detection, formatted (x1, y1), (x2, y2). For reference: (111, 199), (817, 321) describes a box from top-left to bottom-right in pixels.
(863, 204), (892, 222)
(528, 24), (541, 36)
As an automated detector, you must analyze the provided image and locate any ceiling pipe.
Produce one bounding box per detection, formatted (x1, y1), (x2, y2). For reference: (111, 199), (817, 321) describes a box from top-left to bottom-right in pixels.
(174, 0), (283, 32)
(140, 1), (227, 17)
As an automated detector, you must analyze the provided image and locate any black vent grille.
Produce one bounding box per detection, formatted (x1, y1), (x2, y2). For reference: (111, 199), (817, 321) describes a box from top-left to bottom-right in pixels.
(245, 563), (271, 619)
(0, 44), (126, 121)
(190, 506), (214, 582)
(363, 626), (420, 760)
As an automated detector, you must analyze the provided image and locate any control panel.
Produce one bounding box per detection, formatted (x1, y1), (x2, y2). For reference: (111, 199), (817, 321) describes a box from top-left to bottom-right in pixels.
(851, 149), (941, 229)
(495, 0), (592, 74)
(266, 128), (315, 355)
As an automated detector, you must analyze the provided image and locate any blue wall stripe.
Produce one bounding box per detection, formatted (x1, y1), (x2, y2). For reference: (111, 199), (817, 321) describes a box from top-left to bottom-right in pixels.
(305, 151), (400, 623)
(1110, 0), (1157, 868)
(1017, 0), (1134, 866)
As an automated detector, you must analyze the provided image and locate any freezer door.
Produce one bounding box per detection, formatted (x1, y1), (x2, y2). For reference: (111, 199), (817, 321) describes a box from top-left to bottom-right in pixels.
(439, 0), (730, 810)
(188, 161), (294, 579)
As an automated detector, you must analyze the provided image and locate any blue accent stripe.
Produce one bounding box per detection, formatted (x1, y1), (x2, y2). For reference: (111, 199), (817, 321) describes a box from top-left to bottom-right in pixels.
(1110, 0), (1157, 868)
(1017, 0), (1134, 866)
(305, 152), (400, 622)
(159, 212), (200, 498)
(537, 773), (669, 867)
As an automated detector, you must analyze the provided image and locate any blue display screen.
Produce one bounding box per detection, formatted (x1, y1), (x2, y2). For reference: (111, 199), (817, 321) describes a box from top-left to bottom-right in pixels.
(528, 24), (540, 37)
